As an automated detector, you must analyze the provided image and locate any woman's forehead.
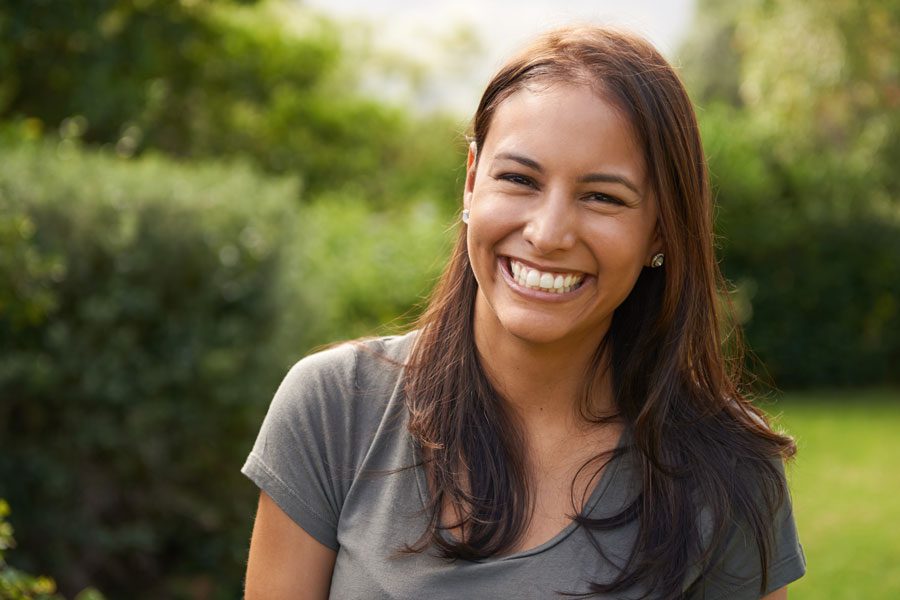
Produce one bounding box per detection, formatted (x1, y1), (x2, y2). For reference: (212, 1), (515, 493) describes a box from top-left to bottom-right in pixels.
(481, 84), (647, 185)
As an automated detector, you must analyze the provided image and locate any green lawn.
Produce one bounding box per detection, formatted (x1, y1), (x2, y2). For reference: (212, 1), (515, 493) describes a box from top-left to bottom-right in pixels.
(771, 389), (900, 599)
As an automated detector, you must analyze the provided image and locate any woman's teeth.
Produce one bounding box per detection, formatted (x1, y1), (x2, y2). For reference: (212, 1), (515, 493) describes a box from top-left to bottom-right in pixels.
(509, 259), (584, 293)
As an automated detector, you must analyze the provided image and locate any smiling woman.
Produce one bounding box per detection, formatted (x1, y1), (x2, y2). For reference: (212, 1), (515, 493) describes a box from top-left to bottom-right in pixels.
(464, 83), (660, 350)
(242, 26), (805, 600)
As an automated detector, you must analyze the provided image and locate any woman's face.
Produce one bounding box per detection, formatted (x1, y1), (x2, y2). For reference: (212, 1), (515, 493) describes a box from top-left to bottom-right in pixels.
(465, 83), (662, 350)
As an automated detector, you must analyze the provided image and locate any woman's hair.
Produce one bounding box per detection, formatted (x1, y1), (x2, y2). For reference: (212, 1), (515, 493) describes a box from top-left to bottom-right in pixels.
(404, 25), (795, 599)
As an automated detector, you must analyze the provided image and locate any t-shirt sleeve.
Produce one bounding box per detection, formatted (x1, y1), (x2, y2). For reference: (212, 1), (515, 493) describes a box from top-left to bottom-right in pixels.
(241, 343), (360, 551)
(686, 460), (806, 599)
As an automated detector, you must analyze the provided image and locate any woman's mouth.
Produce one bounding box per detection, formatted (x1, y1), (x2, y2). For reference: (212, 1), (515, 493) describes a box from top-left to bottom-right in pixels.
(504, 257), (586, 294)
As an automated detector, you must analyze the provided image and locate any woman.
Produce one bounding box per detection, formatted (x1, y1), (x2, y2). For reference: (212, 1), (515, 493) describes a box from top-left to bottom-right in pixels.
(242, 26), (805, 599)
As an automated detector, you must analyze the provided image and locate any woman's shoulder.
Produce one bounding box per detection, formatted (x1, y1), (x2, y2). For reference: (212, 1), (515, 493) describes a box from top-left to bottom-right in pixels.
(243, 331), (419, 550)
(268, 330), (418, 428)
(283, 330), (418, 391)
(684, 454), (804, 599)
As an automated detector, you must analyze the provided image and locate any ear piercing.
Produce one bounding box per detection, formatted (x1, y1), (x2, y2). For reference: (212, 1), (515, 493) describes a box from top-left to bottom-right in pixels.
(462, 209), (470, 224)
(650, 253), (665, 268)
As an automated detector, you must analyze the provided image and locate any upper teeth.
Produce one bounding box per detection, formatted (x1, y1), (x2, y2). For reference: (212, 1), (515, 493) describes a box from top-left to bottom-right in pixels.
(510, 259), (584, 293)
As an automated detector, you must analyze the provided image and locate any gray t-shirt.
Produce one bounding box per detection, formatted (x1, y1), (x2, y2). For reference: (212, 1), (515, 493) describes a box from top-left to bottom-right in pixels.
(242, 332), (805, 599)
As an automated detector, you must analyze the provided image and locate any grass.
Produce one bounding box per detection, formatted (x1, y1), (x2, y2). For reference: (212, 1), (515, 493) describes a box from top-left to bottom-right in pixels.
(768, 389), (900, 599)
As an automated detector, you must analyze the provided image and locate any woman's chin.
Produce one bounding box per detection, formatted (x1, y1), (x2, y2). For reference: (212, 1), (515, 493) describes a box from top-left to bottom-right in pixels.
(491, 312), (582, 347)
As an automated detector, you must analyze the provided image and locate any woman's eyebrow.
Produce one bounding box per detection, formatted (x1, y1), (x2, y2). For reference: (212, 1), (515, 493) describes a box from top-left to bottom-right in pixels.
(493, 152), (542, 172)
(579, 173), (641, 196)
(494, 152), (641, 196)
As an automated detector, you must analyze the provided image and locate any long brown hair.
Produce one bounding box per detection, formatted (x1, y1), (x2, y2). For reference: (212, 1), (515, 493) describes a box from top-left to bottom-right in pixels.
(404, 26), (795, 598)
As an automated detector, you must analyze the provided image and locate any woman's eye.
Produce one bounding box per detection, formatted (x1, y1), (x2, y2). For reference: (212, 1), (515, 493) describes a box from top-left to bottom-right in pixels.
(499, 173), (535, 187)
(587, 192), (625, 206)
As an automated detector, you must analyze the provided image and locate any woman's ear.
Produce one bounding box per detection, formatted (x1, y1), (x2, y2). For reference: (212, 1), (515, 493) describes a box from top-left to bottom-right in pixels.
(463, 141), (477, 211)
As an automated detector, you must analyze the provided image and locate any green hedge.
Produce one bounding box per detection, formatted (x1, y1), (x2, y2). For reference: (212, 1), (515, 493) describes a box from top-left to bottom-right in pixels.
(724, 216), (900, 387)
(280, 192), (452, 350)
(0, 137), (455, 598)
(0, 499), (104, 600)
(0, 140), (299, 597)
(703, 105), (900, 387)
(0, 0), (464, 208)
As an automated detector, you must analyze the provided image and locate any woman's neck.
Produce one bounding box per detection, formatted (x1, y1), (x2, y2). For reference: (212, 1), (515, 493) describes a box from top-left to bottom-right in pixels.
(472, 307), (616, 430)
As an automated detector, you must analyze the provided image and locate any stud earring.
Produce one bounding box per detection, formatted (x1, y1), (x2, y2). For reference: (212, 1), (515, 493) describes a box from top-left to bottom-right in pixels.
(650, 253), (665, 268)
(462, 209), (470, 224)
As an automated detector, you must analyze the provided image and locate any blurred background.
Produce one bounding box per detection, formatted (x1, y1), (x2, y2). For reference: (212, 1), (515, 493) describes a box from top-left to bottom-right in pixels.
(0, 0), (897, 598)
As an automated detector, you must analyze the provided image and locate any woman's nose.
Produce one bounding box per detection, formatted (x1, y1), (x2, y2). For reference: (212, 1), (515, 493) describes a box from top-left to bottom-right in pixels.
(522, 192), (577, 254)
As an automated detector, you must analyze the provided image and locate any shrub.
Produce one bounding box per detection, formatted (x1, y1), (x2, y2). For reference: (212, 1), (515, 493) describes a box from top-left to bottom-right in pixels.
(0, 136), (458, 597)
(0, 499), (104, 600)
(702, 105), (900, 387)
(279, 192), (453, 351)
(722, 215), (900, 388)
(0, 0), (463, 206)
(0, 139), (298, 597)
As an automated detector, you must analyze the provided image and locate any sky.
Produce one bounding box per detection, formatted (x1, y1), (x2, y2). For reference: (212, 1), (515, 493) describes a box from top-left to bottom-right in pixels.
(301, 0), (697, 115)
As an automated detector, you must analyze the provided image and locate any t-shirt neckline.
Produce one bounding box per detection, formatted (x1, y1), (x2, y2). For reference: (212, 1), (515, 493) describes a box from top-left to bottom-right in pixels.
(409, 423), (631, 562)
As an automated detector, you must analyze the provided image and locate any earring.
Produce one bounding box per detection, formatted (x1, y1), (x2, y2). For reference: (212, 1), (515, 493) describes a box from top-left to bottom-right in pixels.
(462, 209), (470, 224)
(650, 253), (665, 268)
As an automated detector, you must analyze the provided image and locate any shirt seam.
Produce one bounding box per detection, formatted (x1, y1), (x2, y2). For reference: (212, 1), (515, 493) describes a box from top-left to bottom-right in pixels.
(246, 451), (337, 529)
(702, 551), (806, 600)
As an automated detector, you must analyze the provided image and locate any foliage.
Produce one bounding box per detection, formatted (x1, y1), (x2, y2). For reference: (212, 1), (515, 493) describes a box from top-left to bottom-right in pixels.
(1, 497), (62, 600)
(726, 214), (900, 387)
(0, 139), (299, 597)
(681, 0), (900, 386)
(682, 0), (900, 219)
(699, 104), (900, 386)
(0, 133), (456, 597)
(0, 0), (463, 206)
(0, 499), (105, 600)
(280, 194), (453, 352)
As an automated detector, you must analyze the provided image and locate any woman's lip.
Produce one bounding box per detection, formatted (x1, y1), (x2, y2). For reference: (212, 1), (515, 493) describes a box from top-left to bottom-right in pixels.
(497, 257), (590, 302)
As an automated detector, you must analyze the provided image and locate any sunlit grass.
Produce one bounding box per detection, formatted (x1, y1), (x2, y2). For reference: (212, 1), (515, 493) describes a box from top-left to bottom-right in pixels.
(769, 389), (900, 599)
